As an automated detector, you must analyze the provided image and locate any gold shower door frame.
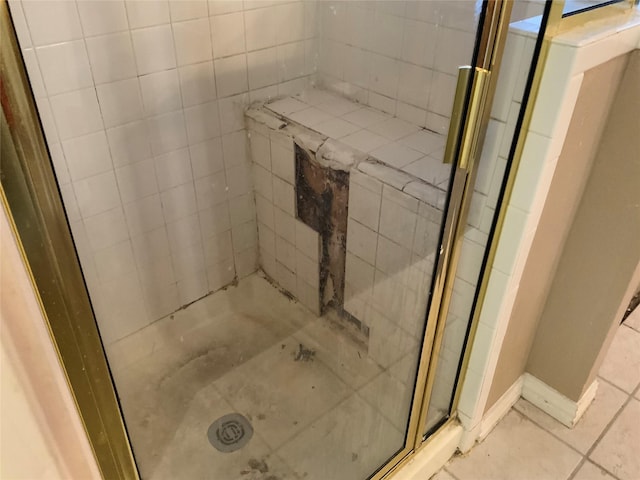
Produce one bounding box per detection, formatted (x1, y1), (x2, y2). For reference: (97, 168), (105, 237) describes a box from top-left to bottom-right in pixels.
(0, 1), (516, 478)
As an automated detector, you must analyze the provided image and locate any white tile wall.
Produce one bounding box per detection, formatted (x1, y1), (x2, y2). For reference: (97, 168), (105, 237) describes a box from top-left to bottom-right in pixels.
(316, 1), (478, 132)
(11, 0), (318, 344)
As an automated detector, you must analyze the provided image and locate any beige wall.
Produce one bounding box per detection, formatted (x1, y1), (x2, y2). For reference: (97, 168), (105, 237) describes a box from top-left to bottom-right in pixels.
(485, 50), (639, 410)
(0, 204), (100, 479)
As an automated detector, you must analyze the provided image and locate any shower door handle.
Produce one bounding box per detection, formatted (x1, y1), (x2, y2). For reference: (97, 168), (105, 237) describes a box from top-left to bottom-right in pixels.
(443, 66), (491, 173)
(443, 66), (472, 166)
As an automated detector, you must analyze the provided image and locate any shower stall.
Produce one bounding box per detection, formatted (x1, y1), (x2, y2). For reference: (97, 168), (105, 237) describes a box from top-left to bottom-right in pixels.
(2, 0), (545, 478)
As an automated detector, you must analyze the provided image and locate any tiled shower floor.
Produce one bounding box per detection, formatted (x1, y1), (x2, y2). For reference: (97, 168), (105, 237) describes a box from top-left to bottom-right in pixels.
(108, 273), (417, 480)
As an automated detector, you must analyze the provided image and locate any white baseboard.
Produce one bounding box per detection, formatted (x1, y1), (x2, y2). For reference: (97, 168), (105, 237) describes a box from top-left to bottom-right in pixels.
(478, 375), (524, 440)
(522, 373), (598, 427)
(392, 423), (462, 480)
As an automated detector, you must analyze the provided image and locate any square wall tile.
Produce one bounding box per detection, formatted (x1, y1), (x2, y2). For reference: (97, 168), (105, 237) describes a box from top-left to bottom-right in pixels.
(215, 54), (248, 98)
(275, 2), (305, 44)
(132, 24), (176, 75)
(256, 194), (275, 231)
(154, 148), (193, 191)
(62, 131), (113, 182)
(232, 220), (258, 252)
(346, 219), (378, 265)
(123, 194), (165, 236)
(272, 176), (295, 216)
(184, 101), (220, 143)
(77, 1), (128, 37)
(139, 69), (183, 115)
(125, 0), (170, 29)
(190, 137), (224, 179)
(275, 235), (297, 272)
(247, 47), (279, 90)
(271, 140), (295, 184)
(229, 193), (256, 227)
(50, 88), (104, 140)
(195, 171), (227, 210)
(296, 249), (319, 288)
(22, 1), (83, 46)
(160, 182), (198, 223)
(207, 256), (236, 292)
(146, 110), (188, 155)
(348, 182), (381, 232)
(83, 207), (130, 252)
(274, 207), (296, 244)
(96, 78), (144, 128)
(244, 6), (279, 51)
(73, 171), (121, 218)
(211, 12), (245, 58)
(36, 40), (92, 96)
(277, 42), (306, 83)
(199, 202), (231, 239)
(179, 61), (216, 107)
(379, 196), (417, 250)
(258, 222), (276, 256)
(86, 32), (137, 84)
(167, 213), (203, 251)
(21, 49), (46, 99)
(169, 0), (208, 22)
(295, 220), (319, 263)
(131, 226), (171, 266)
(225, 162), (252, 199)
(107, 121), (152, 167)
(173, 18), (212, 66)
(249, 131), (271, 170)
(222, 131), (248, 169)
(218, 93), (248, 134)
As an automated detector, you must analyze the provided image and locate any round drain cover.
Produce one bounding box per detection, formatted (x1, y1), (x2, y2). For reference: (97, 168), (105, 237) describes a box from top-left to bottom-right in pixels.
(207, 413), (253, 453)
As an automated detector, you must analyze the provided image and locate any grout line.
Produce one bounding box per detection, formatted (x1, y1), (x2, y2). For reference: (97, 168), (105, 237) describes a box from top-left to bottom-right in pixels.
(510, 408), (586, 458)
(577, 383), (640, 480)
(443, 466), (464, 480)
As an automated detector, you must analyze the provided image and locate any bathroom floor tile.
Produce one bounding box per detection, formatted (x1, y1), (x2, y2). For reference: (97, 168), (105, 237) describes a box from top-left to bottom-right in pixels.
(590, 398), (640, 480)
(148, 385), (299, 480)
(292, 313), (382, 389)
(213, 336), (352, 450)
(598, 325), (640, 393)
(276, 394), (405, 480)
(572, 461), (617, 480)
(513, 380), (627, 454)
(446, 410), (582, 480)
(623, 305), (640, 333)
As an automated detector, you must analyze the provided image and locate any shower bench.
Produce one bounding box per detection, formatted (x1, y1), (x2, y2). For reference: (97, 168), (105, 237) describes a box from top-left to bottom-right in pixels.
(246, 88), (447, 367)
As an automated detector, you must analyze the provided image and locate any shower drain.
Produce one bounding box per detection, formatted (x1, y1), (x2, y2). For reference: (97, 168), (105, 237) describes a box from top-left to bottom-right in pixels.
(207, 413), (253, 453)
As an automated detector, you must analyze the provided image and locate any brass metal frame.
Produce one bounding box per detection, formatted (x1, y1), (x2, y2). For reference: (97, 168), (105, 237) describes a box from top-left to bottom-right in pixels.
(376, 2), (516, 477)
(448, 0), (637, 422)
(548, 0), (637, 35)
(0, 2), (139, 479)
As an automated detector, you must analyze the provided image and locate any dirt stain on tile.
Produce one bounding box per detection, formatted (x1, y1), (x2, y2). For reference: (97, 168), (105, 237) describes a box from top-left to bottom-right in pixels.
(294, 343), (316, 362)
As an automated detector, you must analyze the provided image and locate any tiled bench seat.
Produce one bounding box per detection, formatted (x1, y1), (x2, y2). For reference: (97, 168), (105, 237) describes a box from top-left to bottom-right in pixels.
(245, 88), (447, 368)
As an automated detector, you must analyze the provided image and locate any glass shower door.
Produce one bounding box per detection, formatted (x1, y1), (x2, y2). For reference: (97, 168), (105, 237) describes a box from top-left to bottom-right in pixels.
(3, 1), (519, 479)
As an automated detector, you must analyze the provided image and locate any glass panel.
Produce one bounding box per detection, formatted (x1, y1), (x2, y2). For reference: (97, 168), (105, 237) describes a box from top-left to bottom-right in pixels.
(9, 0), (486, 478)
(423, 4), (546, 435)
